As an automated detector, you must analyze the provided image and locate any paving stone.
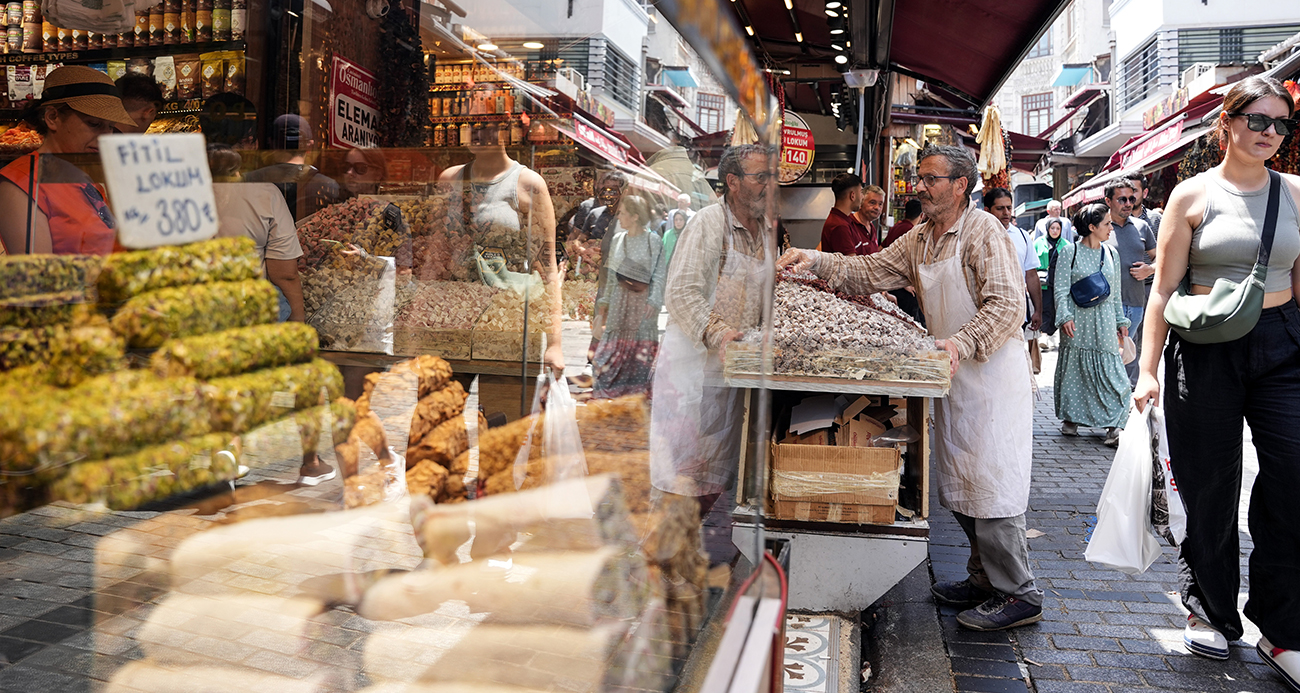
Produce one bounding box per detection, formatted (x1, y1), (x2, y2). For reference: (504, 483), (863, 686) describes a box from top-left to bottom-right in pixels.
(952, 675), (1029, 693)
(1049, 635), (1124, 652)
(0, 663), (84, 692)
(951, 656), (1023, 678)
(1017, 647), (1093, 666)
(1064, 664), (1144, 684)
(1032, 681), (1111, 693)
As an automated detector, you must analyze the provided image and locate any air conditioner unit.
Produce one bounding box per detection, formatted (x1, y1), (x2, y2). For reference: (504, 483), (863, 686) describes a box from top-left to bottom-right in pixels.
(1181, 62), (1214, 88)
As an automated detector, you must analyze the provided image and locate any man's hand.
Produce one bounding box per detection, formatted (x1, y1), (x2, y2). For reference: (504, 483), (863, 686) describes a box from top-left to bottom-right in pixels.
(776, 248), (821, 273)
(934, 338), (960, 376)
(545, 343), (566, 376)
(1062, 320), (1076, 338)
(719, 329), (745, 363)
(1029, 309), (1042, 332)
(1130, 261), (1155, 281)
(880, 292), (898, 304)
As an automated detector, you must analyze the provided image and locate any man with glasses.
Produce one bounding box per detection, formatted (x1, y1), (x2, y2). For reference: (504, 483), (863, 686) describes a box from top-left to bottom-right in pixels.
(651, 143), (776, 564)
(779, 145), (1042, 631)
(1103, 178), (1157, 388)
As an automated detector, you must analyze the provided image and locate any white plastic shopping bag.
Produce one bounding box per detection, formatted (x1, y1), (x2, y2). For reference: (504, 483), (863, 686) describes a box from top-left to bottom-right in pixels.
(1084, 404), (1163, 575)
(512, 369), (591, 517)
(1147, 405), (1187, 546)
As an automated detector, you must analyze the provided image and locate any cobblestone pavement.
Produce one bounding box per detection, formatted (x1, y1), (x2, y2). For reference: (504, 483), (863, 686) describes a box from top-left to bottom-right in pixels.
(928, 349), (1290, 693)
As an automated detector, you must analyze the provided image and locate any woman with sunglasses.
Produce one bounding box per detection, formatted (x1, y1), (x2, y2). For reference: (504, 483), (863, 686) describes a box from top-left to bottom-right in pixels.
(0, 66), (136, 254)
(1134, 75), (1300, 688)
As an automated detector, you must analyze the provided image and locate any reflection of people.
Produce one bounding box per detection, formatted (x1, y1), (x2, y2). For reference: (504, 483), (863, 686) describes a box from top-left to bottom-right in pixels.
(650, 143), (774, 515)
(0, 66), (135, 255)
(208, 143), (305, 323)
(246, 114), (340, 220)
(644, 136), (718, 210)
(199, 93), (258, 148)
(663, 208), (688, 272)
(440, 136), (564, 372)
(339, 148), (411, 272)
(1052, 203), (1129, 447)
(1135, 76), (1300, 674)
(780, 145), (1042, 631)
(592, 195), (666, 399)
(1101, 178), (1156, 388)
(114, 74), (162, 134)
(821, 173), (878, 256)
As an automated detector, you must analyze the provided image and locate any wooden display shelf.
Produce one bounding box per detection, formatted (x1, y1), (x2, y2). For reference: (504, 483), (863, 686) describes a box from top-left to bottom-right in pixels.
(724, 371), (949, 398)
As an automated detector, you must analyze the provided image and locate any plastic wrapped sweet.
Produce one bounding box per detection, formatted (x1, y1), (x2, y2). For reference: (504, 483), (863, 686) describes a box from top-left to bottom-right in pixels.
(111, 279), (280, 348)
(0, 317), (125, 386)
(49, 433), (237, 509)
(151, 323), (319, 379)
(0, 254), (100, 304)
(0, 301), (86, 329)
(0, 373), (209, 473)
(97, 237), (261, 304)
(202, 358), (344, 433)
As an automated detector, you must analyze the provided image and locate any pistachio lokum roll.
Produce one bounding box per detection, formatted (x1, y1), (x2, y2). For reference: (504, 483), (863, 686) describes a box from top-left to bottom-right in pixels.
(0, 254), (101, 303)
(151, 322), (320, 379)
(97, 237), (260, 304)
(111, 279), (279, 348)
(202, 358), (344, 433)
(49, 433), (237, 509)
(0, 318), (125, 386)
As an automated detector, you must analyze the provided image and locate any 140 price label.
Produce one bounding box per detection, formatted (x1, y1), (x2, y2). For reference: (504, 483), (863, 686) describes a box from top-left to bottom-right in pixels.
(99, 133), (220, 249)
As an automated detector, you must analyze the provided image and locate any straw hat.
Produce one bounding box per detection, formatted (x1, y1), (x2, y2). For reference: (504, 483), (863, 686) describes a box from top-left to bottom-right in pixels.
(40, 66), (136, 128)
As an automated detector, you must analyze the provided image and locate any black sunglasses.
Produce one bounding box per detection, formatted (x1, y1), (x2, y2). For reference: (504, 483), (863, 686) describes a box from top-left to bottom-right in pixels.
(1111, 195), (1137, 204)
(1228, 112), (1297, 137)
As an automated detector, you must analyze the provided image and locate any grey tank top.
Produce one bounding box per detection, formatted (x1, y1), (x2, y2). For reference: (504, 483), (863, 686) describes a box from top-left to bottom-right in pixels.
(1189, 172), (1300, 292)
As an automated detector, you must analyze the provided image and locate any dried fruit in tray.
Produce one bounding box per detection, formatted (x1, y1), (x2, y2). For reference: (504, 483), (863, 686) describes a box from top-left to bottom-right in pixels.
(151, 323), (320, 379)
(202, 358), (344, 433)
(111, 279), (279, 348)
(0, 317), (125, 386)
(0, 373), (210, 473)
(0, 255), (100, 305)
(394, 280), (498, 330)
(49, 433), (237, 510)
(97, 237), (261, 304)
(296, 198), (408, 272)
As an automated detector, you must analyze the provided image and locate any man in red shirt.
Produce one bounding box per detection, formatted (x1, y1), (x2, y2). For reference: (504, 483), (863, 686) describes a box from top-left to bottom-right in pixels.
(853, 184), (887, 250)
(820, 173), (880, 255)
(883, 199), (922, 248)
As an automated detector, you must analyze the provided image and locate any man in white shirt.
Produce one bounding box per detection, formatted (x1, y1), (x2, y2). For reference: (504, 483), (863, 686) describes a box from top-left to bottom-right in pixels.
(985, 187), (1043, 371)
(1033, 200), (1075, 242)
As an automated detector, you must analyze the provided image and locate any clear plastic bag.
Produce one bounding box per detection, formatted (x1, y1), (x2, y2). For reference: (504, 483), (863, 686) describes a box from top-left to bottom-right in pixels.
(1147, 405), (1187, 546)
(1084, 404), (1163, 575)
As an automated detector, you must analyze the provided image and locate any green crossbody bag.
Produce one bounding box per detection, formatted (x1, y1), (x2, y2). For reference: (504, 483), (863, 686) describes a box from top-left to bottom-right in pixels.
(1163, 169), (1281, 344)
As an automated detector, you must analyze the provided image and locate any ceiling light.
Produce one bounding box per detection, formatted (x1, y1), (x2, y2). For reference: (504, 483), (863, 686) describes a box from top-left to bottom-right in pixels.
(522, 41), (544, 49)
(825, 8), (837, 16)
(845, 40), (851, 47)
(783, 0), (792, 8)
(825, 0), (841, 7)
(745, 25), (754, 35)
(477, 42), (497, 51)
(794, 32), (803, 42)
(828, 16), (845, 34)
(834, 54), (848, 64)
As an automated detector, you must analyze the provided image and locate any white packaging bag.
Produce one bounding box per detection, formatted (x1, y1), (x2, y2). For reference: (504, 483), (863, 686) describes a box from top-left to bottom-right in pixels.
(1084, 404), (1163, 575)
(1147, 405), (1187, 546)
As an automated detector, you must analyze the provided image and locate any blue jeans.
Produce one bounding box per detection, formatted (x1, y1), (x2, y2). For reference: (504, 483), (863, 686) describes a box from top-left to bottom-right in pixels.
(1123, 304), (1144, 386)
(276, 285), (291, 322)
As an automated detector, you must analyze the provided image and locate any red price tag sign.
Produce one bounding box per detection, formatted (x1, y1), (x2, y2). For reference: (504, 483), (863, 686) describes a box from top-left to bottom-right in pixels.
(779, 110), (815, 185)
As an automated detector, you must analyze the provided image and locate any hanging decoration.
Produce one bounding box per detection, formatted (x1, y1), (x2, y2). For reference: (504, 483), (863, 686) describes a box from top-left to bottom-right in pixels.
(376, 4), (429, 147)
(976, 105), (1010, 190)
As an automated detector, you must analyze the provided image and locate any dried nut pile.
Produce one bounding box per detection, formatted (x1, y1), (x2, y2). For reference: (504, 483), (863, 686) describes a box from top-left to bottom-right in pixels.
(301, 253), (394, 351)
(394, 281), (499, 330)
(473, 280), (557, 333)
(202, 358), (345, 434)
(296, 198), (407, 272)
(562, 280), (598, 321)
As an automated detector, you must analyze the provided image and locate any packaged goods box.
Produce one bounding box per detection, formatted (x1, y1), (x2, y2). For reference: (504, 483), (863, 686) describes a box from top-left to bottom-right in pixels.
(767, 438), (900, 525)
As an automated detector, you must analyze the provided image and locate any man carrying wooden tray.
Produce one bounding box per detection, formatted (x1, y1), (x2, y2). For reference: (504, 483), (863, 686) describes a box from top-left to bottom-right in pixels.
(778, 144), (1042, 631)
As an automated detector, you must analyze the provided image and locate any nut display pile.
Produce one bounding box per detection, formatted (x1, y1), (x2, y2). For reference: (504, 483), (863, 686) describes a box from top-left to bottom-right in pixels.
(97, 237), (260, 304)
(473, 280), (557, 333)
(394, 281), (499, 330)
(296, 198), (408, 272)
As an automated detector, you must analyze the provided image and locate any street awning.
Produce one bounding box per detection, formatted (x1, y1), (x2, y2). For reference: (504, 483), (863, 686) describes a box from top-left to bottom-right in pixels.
(1034, 90), (1106, 140)
(1051, 65), (1092, 88)
(1061, 123), (1213, 208)
(1014, 198), (1051, 217)
(662, 68), (698, 88)
(1063, 84), (1107, 108)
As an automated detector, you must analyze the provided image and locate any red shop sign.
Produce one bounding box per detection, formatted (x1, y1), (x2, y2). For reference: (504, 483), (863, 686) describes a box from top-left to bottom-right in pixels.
(779, 110), (814, 185)
(330, 55), (379, 149)
(573, 118), (628, 165)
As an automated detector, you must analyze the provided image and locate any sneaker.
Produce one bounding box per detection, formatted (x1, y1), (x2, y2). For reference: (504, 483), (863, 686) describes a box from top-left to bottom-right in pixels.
(298, 461), (337, 486)
(1061, 421), (1079, 436)
(1258, 636), (1300, 691)
(957, 593), (1043, 631)
(1184, 614), (1229, 660)
(1103, 427), (1121, 447)
(930, 578), (993, 607)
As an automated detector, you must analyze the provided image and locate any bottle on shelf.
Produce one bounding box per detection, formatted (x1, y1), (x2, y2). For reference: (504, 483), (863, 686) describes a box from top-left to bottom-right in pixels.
(458, 121), (470, 146)
(509, 118), (523, 146)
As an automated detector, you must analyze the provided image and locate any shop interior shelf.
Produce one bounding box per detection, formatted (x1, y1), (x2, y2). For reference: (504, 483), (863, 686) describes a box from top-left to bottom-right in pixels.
(0, 40), (246, 67)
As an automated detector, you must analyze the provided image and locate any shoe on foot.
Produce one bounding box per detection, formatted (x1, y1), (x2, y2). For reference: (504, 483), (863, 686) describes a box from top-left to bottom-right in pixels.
(957, 593), (1043, 631)
(298, 461), (337, 486)
(1258, 636), (1300, 691)
(1061, 421), (1079, 436)
(1103, 427), (1121, 447)
(930, 578), (993, 607)
(1184, 614), (1229, 660)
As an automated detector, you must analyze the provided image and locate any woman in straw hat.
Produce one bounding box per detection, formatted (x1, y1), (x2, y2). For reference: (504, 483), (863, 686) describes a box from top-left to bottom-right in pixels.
(0, 65), (136, 255)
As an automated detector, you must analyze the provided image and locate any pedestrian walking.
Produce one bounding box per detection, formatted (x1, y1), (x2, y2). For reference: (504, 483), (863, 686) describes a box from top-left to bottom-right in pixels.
(1035, 217), (1069, 350)
(779, 145), (1042, 631)
(1134, 75), (1300, 690)
(1053, 203), (1130, 447)
(591, 195), (666, 400)
(1102, 178), (1157, 388)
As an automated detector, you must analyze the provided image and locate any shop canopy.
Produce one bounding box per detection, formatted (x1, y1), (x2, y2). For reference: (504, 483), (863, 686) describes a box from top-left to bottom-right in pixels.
(661, 68), (699, 88)
(728, 0), (1071, 113)
(1050, 65), (1093, 88)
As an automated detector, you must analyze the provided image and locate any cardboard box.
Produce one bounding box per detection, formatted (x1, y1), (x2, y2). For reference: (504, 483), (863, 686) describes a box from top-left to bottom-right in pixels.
(767, 440), (901, 524)
(838, 416), (885, 448)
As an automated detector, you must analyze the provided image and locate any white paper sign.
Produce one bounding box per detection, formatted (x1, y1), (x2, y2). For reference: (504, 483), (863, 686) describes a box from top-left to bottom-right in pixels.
(98, 133), (219, 249)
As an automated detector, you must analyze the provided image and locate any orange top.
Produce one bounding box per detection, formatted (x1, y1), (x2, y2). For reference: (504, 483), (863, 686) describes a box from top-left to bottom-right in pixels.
(0, 154), (117, 255)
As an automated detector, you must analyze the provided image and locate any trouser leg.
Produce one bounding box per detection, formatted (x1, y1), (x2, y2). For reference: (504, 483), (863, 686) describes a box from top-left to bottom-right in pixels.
(1164, 334), (1246, 641)
(1240, 305), (1300, 650)
(953, 512), (992, 593)
(954, 512), (1043, 606)
(1124, 305), (1145, 388)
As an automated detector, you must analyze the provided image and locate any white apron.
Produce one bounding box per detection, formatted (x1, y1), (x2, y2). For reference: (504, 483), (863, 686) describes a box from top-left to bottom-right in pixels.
(920, 233), (1033, 518)
(650, 230), (767, 496)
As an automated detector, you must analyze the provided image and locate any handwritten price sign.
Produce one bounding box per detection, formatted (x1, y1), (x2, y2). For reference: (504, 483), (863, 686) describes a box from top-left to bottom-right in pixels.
(98, 133), (219, 249)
